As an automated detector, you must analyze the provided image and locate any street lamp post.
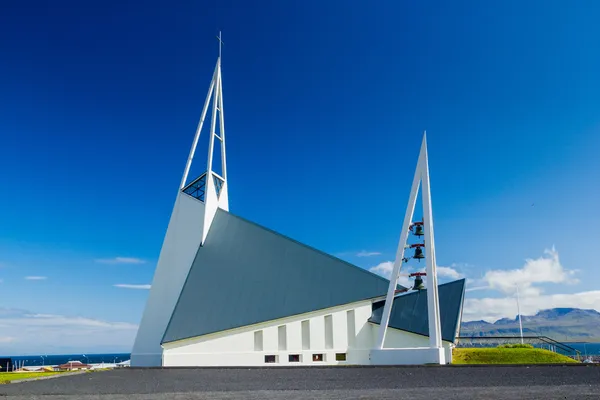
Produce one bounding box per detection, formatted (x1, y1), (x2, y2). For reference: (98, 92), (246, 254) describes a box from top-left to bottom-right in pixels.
(516, 284), (524, 344)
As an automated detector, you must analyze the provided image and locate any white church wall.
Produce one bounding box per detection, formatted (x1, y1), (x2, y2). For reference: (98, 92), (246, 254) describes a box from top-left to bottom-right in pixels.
(375, 324), (453, 364)
(162, 297), (455, 367)
(286, 320), (302, 351)
(131, 193), (205, 367)
(162, 299), (376, 367)
(370, 347), (447, 365)
(380, 325), (451, 349)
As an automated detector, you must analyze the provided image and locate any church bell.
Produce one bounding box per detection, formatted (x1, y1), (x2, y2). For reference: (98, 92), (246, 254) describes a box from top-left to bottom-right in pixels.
(413, 275), (425, 290)
(413, 224), (424, 237)
(413, 246), (425, 260)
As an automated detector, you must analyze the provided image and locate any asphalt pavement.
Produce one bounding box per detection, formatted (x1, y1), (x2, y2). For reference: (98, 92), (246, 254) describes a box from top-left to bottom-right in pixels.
(1, 365), (599, 399)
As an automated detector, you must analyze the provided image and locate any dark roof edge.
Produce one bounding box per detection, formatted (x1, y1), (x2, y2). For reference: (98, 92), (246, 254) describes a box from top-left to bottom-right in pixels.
(221, 209), (406, 289)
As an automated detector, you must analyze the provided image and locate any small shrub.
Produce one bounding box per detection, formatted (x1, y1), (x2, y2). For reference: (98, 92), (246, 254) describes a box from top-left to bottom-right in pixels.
(497, 343), (534, 349)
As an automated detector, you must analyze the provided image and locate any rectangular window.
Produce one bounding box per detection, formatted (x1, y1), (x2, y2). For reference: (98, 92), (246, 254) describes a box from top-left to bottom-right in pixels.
(278, 325), (287, 351)
(324, 315), (333, 349)
(301, 320), (310, 350)
(312, 353), (324, 362)
(254, 330), (263, 351)
(288, 354), (301, 363)
(347, 310), (356, 348)
(264, 355), (277, 363)
(335, 353), (347, 361)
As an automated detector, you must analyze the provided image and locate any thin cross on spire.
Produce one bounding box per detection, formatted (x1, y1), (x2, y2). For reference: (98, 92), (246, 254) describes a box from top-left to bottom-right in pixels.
(216, 31), (223, 58)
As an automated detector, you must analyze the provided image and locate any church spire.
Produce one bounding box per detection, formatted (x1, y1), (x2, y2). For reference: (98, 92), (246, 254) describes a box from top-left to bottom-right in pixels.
(180, 32), (229, 244)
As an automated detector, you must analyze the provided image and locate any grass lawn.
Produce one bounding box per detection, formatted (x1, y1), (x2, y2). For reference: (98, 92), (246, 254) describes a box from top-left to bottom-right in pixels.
(453, 348), (579, 364)
(0, 372), (65, 384)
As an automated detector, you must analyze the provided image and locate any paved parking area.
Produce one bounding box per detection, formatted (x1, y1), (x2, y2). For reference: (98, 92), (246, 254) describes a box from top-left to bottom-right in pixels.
(1, 365), (599, 399)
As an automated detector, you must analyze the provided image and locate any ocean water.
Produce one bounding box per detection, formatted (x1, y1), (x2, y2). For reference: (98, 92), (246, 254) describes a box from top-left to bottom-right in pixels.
(5, 353), (130, 367)
(566, 343), (600, 356)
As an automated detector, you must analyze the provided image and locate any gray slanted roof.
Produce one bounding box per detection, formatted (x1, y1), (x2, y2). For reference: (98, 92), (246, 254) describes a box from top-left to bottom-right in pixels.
(162, 208), (396, 344)
(369, 279), (466, 343)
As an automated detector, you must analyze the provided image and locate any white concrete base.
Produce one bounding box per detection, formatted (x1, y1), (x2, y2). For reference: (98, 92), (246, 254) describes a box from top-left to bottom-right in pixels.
(370, 347), (446, 365)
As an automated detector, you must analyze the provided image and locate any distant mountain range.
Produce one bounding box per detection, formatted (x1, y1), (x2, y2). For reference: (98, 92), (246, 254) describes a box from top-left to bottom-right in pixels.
(460, 308), (600, 341)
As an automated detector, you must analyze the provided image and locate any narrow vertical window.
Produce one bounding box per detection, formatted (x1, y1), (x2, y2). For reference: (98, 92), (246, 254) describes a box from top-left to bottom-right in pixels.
(254, 330), (263, 351)
(301, 320), (310, 350)
(324, 315), (334, 349)
(278, 325), (287, 351)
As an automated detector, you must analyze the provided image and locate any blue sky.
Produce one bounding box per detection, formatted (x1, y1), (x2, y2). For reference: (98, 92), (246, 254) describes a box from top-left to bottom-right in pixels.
(1, 0), (599, 354)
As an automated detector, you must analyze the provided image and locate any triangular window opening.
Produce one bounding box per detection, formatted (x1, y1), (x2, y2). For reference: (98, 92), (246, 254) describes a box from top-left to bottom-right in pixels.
(182, 173), (207, 202)
(213, 174), (224, 199)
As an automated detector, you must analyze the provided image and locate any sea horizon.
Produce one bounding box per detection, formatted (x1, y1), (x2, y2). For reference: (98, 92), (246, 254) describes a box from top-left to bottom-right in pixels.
(3, 352), (131, 367)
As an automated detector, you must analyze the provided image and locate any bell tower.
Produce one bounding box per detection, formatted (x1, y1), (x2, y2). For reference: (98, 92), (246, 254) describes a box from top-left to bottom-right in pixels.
(131, 33), (230, 366)
(371, 132), (444, 364)
(180, 31), (229, 244)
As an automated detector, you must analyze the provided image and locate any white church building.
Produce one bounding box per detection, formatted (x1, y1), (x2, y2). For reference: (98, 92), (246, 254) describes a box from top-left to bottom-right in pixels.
(130, 38), (465, 367)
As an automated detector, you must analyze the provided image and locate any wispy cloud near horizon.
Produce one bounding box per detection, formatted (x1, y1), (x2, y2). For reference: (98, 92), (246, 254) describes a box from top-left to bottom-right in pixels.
(96, 257), (146, 265)
(113, 284), (151, 290)
(356, 251), (382, 257)
(0, 307), (137, 355)
(465, 285), (490, 293)
(25, 276), (47, 280)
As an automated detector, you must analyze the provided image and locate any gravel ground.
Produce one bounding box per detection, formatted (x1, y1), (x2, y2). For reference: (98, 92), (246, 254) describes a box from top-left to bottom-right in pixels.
(1, 365), (599, 399)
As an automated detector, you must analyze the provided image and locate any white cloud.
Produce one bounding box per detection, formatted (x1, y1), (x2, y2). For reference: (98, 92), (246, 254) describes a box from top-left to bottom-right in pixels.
(369, 261), (394, 279)
(465, 285), (489, 293)
(0, 308), (137, 355)
(369, 261), (413, 287)
(461, 247), (598, 322)
(25, 276), (47, 280)
(95, 257), (146, 265)
(483, 246), (577, 296)
(463, 290), (600, 322)
(437, 266), (462, 279)
(357, 251), (382, 257)
(113, 284), (151, 290)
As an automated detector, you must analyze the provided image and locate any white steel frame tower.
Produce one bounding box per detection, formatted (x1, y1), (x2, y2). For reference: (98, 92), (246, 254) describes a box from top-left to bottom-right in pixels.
(131, 33), (229, 366)
(370, 133), (444, 365)
(180, 31), (229, 244)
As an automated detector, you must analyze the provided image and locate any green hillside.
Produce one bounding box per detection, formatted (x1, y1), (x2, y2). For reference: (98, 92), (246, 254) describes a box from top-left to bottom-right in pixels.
(453, 348), (579, 364)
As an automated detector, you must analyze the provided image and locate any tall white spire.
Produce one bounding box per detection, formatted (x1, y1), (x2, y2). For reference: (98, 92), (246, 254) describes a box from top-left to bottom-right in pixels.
(180, 31), (229, 244)
(375, 132), (443, 353)
(131, 34), (230, 366)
